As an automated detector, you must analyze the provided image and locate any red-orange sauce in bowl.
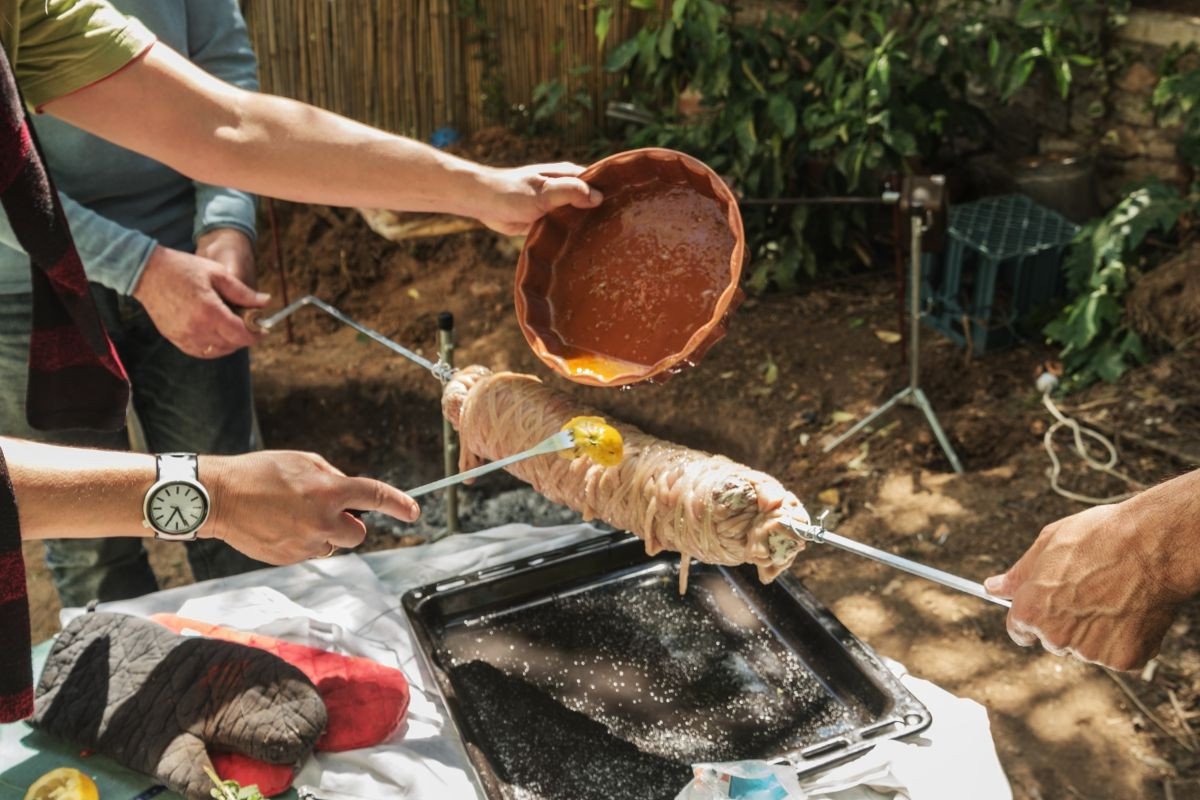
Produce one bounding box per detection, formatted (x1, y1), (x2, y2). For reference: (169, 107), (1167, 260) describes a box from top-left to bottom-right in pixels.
(516, 148), (744, 387)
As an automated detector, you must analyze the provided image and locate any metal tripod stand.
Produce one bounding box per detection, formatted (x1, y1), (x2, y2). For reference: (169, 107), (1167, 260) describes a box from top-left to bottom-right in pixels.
(824, 178), (964, 474)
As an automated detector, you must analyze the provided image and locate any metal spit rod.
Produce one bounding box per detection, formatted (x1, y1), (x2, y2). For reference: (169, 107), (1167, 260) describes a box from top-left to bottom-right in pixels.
(786, 512), (1011, 608)
(405, 430), (575, 498)
(249, 295), (455, 382)
(250, 296), (1005, 607)
(437, 312), (460, 536)
(739, 190), (902, 206)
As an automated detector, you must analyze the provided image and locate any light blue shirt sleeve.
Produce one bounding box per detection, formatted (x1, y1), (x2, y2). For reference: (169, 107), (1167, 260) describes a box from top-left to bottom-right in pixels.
(0, 190), (156, 295)
(186, 0), (260, 243)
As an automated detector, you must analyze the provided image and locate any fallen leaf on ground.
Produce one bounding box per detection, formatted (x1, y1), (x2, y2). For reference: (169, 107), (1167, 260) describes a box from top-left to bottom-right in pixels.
(817, 488), (840, 506)
(763, 355), (779, 385)
(831, 410), (856, 424)
(874, 330), (902, 344)
(873, 420), (901, 438)
(847, 442), (870, 472)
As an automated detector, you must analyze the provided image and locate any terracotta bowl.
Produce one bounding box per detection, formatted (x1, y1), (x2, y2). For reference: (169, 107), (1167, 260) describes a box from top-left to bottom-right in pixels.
(515, 148), (745, 387)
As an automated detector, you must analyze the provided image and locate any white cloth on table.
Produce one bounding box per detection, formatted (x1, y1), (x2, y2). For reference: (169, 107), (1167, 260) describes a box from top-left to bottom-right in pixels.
(29, 522), (1009, 800)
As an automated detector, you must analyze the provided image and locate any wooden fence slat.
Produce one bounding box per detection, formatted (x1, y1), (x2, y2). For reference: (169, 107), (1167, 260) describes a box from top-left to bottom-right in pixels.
(241, 0), (671, 144)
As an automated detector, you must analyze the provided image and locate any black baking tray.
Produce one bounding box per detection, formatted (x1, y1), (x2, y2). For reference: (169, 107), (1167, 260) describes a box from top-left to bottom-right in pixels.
(402, 532), (931, 800)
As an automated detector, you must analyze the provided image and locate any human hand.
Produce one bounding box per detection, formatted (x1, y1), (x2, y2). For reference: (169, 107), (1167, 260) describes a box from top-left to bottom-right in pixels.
(984, 479), (1200, 670)
(201, 450), (420, 564)
(474, 162), (603, 236)
(196, 227), (257, 288)
(133, 244), (269, 358)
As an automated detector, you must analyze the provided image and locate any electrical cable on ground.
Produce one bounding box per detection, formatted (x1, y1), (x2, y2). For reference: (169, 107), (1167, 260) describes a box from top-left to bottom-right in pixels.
(1038, 371), (1143, 505)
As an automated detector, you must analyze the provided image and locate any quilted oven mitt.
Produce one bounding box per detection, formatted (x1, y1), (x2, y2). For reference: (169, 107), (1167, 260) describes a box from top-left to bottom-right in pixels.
(151, 614), (412, 792)
(151, 614), (411, 751)
(31, 612), (327, 800)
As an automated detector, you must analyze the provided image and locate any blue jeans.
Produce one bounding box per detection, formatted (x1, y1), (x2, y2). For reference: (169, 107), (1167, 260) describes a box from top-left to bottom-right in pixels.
(0, 287), (267, 607)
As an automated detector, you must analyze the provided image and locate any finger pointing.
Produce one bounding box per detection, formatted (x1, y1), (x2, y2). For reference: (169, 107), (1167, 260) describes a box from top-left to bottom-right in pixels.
(341, 476), (421, 523)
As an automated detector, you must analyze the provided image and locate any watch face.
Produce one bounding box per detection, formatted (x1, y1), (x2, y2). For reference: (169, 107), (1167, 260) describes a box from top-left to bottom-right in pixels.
(148, 482), (208, 535)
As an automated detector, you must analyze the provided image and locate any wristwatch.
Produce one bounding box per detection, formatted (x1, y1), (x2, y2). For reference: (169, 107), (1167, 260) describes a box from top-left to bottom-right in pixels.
(143, 453), (210, 541)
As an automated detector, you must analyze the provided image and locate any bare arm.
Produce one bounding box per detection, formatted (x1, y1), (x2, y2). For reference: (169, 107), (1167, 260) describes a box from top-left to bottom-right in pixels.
(986, 469), (1200, 670)
(43, 44), (600, 234)
(2, 437), (419, 564)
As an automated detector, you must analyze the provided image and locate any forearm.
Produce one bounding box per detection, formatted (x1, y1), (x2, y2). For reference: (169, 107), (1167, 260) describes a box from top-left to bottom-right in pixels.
(1117, 468), (1200, 600)
(985, 467), (1200, 670)
(45, 45), (499, 218)
(181, 92), (492, 214)
(187, 0), (261, 242)
(4, 438), (155, 539)
(2, 438), (418, 564)
(1, 438), (231, 541)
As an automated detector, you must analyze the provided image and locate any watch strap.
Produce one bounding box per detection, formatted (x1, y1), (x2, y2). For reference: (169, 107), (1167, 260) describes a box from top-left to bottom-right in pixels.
(157, 453), (199, 482)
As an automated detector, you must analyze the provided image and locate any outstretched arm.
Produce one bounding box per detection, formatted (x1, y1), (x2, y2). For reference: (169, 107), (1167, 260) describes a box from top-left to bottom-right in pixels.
(985, 469), (1200, 670)
(1, 437), (419, 564)
(184, 0), (261, 248)
(43, 43), (601, 235)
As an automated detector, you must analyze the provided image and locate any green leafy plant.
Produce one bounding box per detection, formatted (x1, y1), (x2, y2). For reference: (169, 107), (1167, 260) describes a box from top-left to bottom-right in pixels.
(1044, 181), (1190, 387)
(598, 0), (1124, 291)
(1153, 47), (1200, 169)
(970, 0), (1120, 102)
(528, 66), (595, 135)
(1044, 50), (1200, 388)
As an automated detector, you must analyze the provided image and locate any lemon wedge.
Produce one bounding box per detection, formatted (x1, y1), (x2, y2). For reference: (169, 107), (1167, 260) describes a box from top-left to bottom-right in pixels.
(560, 416), (623, 467)
(24, 768), (99, 800)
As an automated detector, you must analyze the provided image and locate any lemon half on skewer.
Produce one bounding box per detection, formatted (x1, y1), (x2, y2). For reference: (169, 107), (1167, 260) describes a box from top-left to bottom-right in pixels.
(560, 416), (623, 467)
(24, 768), (99, 800)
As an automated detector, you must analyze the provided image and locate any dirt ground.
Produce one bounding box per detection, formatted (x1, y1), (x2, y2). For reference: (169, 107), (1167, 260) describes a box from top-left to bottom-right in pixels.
(21, 130), (1200, 799)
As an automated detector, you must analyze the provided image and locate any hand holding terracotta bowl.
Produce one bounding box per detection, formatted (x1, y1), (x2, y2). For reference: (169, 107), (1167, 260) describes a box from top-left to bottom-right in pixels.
(515, 148), (745, 387)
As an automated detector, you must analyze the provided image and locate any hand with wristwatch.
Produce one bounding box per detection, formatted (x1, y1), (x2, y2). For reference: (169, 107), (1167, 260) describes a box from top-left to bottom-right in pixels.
(143, 453), (211, 541)
(134, 450), (419, 562)
(0, 438), (419, 564)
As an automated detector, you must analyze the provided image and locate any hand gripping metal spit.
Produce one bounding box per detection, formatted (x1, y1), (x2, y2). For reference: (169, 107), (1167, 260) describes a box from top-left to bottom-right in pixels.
(785, 510), (1010, 607)
(245, 295), (463, 534)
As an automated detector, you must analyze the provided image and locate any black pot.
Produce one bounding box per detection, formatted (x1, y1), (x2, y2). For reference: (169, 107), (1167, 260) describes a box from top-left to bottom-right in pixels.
(1012, 155), (1101, 223)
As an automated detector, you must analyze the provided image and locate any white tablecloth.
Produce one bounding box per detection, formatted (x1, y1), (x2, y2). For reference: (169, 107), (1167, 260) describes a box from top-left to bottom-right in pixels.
(2, 523), (1011, 800)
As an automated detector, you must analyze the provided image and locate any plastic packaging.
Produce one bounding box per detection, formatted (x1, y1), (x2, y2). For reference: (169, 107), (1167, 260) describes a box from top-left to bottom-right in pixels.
(676, 761), (805, 800)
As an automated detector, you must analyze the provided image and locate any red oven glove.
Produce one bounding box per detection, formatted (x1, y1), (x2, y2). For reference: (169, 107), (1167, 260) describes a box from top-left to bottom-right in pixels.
(151, 614), (410, 752)
(32, 612), (326, 800)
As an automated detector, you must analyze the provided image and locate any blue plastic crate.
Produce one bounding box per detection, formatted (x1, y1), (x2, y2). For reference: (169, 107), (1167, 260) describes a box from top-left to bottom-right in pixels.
(919, 194), (1078, 354)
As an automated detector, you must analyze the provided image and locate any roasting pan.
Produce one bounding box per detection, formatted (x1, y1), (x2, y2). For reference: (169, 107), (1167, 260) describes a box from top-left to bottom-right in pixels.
(402, 532), (931, 800)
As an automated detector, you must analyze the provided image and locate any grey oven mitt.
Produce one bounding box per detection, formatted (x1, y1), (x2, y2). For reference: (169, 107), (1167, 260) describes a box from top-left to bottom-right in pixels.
(31, 611), (327, 800)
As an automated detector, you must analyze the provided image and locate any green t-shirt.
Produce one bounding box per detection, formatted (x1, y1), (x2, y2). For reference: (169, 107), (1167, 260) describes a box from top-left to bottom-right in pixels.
(0, 0), (155, 109)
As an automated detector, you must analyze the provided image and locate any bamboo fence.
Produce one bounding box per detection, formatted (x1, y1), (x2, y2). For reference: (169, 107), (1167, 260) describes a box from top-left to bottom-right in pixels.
(241, 0), (666, 143)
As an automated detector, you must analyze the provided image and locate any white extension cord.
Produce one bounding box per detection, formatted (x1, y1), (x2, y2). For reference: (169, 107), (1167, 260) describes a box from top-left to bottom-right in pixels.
(1039, 371), (1143, 505)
